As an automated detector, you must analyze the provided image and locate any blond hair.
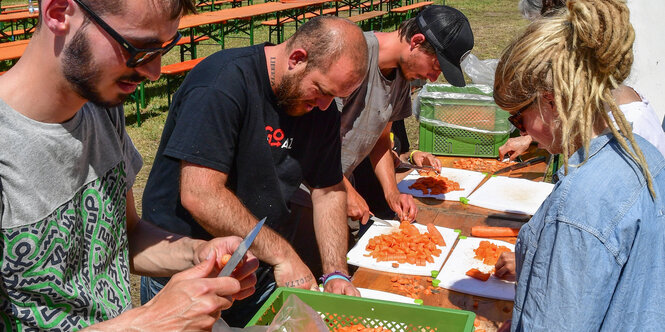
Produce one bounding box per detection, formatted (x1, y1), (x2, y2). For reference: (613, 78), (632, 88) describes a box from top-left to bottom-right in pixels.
(494, 0), (655, 196)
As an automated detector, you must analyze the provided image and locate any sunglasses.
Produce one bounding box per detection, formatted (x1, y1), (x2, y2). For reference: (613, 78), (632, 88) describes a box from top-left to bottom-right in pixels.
(508, 100), (533, 132)
(73, 0), (181, 68)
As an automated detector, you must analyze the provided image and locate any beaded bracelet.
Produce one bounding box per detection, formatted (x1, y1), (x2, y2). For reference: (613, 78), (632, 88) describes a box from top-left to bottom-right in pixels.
(319, 271), (352, 287)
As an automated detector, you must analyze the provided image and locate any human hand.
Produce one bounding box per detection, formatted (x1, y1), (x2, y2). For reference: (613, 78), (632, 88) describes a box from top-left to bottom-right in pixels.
(385, 192), (417, 222)
(346, 185), (371, 224)
(323, 278), (360, 296)
(494, 252), (516, 281)
(133, 254), (243, 331)
(411, 151), (441, 169)
(499, 135), (533, 161)
(497, 319), (512, 332)
(193, 236), (259, 301)
(273, 253), (318, 291)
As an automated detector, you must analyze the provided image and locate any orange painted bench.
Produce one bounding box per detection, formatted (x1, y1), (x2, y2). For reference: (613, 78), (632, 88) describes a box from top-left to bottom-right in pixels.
(348, 9), (387, 24)
(390, 1), (433, 14)
(161, 57), (207, 107)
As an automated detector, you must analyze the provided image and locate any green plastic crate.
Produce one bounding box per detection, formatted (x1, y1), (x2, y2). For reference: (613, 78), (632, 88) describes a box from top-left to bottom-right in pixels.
(247, 288), (476, 332)
(417, 84), (512, 158)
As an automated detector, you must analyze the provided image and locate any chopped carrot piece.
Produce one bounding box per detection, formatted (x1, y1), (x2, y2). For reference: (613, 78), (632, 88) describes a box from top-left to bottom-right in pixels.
(466, 268), (491, 281)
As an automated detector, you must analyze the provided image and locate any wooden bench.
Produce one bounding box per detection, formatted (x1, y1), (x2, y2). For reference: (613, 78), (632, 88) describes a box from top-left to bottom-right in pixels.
(0, 26), (34, 40)
(348, 10), (387, 30)
(196, 0), (242, 10)
(390, 1), (433, 18)
(348, 9), (387, 22)
(161, 57), (207, 108)
(174, 35), (210, 61)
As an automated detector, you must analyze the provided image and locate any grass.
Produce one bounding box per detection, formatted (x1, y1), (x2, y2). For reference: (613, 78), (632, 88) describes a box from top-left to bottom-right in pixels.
(2, 0), (528, 311)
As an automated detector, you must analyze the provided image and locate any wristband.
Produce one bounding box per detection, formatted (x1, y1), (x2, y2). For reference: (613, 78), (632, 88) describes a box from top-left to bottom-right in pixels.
(319, 271), (352, 287)
(409, 150), (420, 164)
(323, 275), (350, 287)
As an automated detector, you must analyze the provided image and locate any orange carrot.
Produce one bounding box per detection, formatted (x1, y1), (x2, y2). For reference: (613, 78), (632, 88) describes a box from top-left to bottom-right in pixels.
(426, 223), (446, 246)
(466, 268), (491, 281)
(471, 226), (520, 238)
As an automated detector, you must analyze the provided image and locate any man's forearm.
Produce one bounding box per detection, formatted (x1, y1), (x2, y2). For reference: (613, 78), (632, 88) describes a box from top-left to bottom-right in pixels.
(311, 182), (349, 274)
(370, 131), (401, 198)
(180, 164), (297, 267)
(128, 218), (205, 276)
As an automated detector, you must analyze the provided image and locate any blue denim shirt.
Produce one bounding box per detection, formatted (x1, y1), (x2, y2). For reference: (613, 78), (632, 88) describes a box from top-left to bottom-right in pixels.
(512, 133), (665, 331)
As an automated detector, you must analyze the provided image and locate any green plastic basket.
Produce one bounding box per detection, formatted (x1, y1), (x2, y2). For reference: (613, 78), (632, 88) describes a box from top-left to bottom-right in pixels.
(417, 84), (512, 158)
(247, 288), (476, 332)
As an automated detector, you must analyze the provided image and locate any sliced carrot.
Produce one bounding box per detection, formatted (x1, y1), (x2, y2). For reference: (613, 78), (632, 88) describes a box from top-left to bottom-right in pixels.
(426, 223), (446, 246)
(466, 268), (491, 281)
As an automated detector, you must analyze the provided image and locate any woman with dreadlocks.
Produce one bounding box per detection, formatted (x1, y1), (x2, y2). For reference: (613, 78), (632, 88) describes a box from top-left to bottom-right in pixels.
(493, 0), (665, 330)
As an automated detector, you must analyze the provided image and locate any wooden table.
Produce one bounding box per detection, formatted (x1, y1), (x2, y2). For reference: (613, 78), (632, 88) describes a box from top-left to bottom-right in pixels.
(178, 0), (333, 52)
(351, 153), (550, 332)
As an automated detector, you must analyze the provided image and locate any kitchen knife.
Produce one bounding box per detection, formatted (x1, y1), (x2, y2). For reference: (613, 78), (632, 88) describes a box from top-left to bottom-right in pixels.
(464, 156), (547, 199)
(218, 217), (266, 277)
(493, 155), (547, 175)
(395, 161), (440, 174)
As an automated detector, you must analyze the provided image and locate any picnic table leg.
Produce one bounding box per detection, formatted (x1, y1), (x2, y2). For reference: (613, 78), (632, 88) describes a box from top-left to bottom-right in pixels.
(220, 23), (225, 49)
(250, 17), (254, 45)
(167, 76), (173, 109)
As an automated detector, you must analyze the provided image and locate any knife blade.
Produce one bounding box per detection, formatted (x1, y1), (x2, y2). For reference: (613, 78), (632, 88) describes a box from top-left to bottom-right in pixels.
(465, 156), (547, 198)
(218, 217), (266, 277)
(395, 161), (440, 174)
(493, 156), (547, 175)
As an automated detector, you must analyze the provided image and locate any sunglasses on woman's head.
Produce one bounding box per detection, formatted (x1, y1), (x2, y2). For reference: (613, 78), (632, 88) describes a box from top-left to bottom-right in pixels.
(73, 0), (181, 68)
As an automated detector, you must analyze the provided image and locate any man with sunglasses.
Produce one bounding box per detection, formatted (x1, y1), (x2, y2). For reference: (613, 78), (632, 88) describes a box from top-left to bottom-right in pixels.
(0, 0), (259, 330)
(141, 16), (368, 327)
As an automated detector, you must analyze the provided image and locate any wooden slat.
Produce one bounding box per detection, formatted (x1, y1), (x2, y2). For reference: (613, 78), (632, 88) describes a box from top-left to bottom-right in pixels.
(390, 1), (433, 13)
(347, 10), (387, 23)
(161, 57), (206, 75)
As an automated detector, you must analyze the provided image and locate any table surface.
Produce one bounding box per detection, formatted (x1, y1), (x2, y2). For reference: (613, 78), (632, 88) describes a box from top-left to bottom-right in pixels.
(178, 0), (333, 29)
(351, 153), (550, 332)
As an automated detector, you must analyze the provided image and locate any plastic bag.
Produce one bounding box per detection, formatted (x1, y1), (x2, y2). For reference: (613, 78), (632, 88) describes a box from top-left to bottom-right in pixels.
(213, 294), (328, 332)
(461, 53), (499, 86)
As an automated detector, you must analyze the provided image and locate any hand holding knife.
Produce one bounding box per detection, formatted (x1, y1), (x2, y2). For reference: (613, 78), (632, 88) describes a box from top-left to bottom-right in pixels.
(218, 217), (266, 277)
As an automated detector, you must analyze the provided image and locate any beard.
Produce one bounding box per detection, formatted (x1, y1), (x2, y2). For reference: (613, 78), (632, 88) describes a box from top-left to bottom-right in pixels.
(275, 68), (308, 116)
(62, 27), (144, 107)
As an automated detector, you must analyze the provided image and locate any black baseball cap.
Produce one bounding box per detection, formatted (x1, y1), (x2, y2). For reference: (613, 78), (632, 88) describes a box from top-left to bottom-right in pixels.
(416, 5), (474, 87)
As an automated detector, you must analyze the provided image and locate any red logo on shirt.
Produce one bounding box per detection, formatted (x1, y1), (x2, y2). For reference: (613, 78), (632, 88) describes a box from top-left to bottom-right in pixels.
(265, 126), (285, 147)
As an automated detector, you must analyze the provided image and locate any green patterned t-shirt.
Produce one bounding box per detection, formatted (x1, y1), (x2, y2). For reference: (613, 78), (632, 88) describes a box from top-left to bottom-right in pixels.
(0, 101), (142, 330)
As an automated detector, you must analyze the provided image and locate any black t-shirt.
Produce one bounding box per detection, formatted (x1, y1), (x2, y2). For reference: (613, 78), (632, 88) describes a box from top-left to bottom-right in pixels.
(143, 44), (342, 240)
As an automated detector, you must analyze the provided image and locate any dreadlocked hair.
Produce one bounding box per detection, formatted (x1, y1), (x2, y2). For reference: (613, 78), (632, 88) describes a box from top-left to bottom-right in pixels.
(494, 0), (655, 197)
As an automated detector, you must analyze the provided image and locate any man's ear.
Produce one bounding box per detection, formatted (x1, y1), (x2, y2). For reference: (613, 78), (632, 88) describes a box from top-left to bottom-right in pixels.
(287, 48), (308, 70)
(409, 33), (427, 50)
(41, 0), (74, 35)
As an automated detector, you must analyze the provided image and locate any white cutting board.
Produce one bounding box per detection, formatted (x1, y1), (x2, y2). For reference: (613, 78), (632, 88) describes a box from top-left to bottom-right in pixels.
(436, 237), (515, 301)
(466, 176), (554, 215)
(347, 222), (459, 276)
(397, 168), (487, 201)
(358, 288), (418, 304)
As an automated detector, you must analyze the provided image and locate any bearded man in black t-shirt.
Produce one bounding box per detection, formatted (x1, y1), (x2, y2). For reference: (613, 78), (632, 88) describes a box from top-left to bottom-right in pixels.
(141, 16), (368, 326)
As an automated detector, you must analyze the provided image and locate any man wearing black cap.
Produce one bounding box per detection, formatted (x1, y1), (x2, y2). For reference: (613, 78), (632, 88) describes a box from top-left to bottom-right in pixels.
(333, 5), (473, 226)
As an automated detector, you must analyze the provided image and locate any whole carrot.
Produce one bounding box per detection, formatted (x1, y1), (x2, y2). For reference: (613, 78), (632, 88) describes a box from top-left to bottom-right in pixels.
(471, 226), (520, 238)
